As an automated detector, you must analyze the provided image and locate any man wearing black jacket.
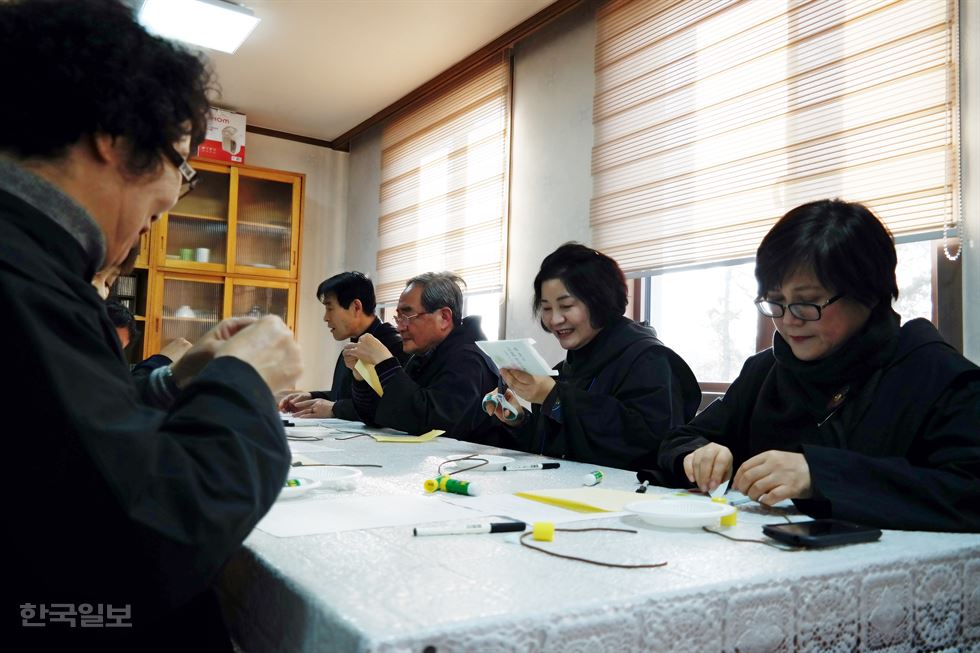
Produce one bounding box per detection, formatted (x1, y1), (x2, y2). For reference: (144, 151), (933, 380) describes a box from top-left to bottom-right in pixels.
(346, 272), (502, 439)
(1, 1), (301, 649)
(279, 271), (406, 420)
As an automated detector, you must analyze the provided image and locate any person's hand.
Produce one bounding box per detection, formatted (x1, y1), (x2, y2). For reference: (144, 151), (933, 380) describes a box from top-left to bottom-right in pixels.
(290, 398), (334, 418)
(214, 315), (303, 394)
(733, 450), (811, 506)
(500, 368), (555, 405)
(483, 387), (525, 425)
(159, 337), (192, 363)
(170, 317), (257, 387)
(683, 443), (733, 494)
(341, 348), (362, 379)
(279, 391), (312, 413)
(343, 333), (394, 366)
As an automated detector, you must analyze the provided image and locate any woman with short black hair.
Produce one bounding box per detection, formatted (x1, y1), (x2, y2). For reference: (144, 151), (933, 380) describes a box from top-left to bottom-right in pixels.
(485, 243), (701, 470)
(651, 199), (980, 532)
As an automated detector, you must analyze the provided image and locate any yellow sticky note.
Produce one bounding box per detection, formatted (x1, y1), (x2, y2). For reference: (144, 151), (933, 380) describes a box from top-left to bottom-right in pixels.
(370, 429), (444, 443)
(515, 487), (664, 513)
(355, 359), (383, 396)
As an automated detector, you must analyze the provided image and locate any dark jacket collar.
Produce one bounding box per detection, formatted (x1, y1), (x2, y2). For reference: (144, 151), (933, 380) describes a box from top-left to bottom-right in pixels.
(0, 156), (105, 270)
(406, 315), (487, 372)
(351, 316), (388, 342)
(563, 317), (662, 381)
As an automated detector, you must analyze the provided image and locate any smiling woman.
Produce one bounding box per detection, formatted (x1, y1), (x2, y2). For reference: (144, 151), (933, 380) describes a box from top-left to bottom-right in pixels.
(482, 243), (702, 470)
(650, 199), (980, 532)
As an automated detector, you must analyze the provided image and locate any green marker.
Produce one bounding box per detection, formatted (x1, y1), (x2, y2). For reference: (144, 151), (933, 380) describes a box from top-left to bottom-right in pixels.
(583, 470), (603, 486)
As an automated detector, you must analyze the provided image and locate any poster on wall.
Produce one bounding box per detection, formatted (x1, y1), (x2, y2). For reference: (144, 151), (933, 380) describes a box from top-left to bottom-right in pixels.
(196, 107), (246, 164)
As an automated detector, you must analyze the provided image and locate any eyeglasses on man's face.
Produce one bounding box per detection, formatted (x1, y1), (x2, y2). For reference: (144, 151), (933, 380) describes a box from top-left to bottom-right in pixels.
(163, 145), (199, 199)
(755, 293), (845, 321)
(392, 309), (431, 326)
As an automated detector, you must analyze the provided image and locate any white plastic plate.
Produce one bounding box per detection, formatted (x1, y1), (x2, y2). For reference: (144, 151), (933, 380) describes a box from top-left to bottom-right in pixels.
(442, 454), (515, 472)
(295, 466), (363, 490)
(625, 499), (735, 528)
(279, 477), (322, 500)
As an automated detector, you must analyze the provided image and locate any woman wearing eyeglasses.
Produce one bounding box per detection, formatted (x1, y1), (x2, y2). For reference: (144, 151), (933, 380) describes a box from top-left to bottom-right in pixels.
(483, 243), (701, 470)
(650, 199), (980, 531)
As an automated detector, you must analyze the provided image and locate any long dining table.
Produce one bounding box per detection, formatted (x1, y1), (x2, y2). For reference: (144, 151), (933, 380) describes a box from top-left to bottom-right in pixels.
(217, 419), (980, 653)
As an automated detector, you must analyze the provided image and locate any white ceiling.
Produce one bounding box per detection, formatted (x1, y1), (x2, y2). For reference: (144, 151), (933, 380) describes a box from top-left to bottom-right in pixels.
(201, 0), (554, 144)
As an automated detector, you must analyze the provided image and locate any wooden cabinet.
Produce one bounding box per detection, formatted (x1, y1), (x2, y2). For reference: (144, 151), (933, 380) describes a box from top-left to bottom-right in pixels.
(120, 160), (303, 359)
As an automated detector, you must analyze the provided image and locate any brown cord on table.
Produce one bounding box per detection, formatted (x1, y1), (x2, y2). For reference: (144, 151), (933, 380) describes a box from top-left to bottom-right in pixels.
(333, 433), (373, 440)
(519, 527), (668, 569)
(438, 454), (488, 476)
(701, 526), (799, 550)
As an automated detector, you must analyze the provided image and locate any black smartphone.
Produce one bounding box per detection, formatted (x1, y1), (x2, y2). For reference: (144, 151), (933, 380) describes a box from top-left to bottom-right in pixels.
(762, 519), (882, 548)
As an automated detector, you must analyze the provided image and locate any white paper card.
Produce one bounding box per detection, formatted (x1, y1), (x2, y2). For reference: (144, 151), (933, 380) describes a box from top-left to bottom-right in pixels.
(476, 339), (558, 376)
(288, 441), (336, 454)
(256, 495), (482, 537)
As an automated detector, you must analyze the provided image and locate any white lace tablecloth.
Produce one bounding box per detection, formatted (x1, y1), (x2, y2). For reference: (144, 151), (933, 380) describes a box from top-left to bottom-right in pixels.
(218, 432), (980, 653)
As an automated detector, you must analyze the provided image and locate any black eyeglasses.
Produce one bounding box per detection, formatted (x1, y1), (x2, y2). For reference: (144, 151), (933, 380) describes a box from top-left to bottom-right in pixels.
(163, 146), (198, 199)
(755, 293), (845, 321)
(393, 310), (431, 325)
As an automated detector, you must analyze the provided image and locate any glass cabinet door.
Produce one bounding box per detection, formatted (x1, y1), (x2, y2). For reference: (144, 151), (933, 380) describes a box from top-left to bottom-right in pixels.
(230, 278), (295, 328)
(152, 274), (225, 351)
(160, 164), (229, 271)
(135, 231), (150, 268)
(233, 170), (299, 277)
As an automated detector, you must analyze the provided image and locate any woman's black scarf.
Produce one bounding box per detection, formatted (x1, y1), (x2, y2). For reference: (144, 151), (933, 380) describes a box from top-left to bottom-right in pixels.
(560, 317), (658, 386)
(749, 305), (900, 452)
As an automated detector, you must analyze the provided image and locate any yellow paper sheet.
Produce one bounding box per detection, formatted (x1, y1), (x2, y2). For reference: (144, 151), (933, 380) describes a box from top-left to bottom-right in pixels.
(370, 429), (444, 443)
(514, 487), (664, 513)
(355, 359), (383, 396)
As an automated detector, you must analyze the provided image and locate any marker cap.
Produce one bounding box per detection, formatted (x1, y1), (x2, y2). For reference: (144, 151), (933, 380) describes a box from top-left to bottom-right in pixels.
(532, 521), (555, 542)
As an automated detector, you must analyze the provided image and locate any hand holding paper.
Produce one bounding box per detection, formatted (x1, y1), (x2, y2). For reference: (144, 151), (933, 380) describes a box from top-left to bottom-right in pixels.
(500, 368), (556, 405)
(344, 333), (393, 365)
(344, 333), (393, 391)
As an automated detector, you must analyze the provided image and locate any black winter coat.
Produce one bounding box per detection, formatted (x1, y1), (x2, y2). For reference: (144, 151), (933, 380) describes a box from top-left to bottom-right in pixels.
(498, 318), (701, 470)
(352, 316), (505, 440)
(1, 180), (288, 648)
(652, 319), (980, 532)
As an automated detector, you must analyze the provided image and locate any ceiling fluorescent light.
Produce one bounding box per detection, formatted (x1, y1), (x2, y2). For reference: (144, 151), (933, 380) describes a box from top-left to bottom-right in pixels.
(138, 0), (260, 54)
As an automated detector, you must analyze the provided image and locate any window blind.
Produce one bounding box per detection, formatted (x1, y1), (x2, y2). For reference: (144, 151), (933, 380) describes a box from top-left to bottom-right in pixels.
(592, 0), (959, 273)
(376, 59), (511, 304)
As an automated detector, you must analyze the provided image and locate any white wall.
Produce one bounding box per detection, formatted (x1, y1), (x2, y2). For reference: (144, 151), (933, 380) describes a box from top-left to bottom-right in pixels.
(345, 125), (383, 278)
(505, 2), (596, 367)
(245, 132), (348, 389)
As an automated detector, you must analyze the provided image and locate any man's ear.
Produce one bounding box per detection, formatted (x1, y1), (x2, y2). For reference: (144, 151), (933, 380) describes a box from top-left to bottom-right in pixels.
(437, 306), (455, 330)
(91, 133), (124, 166)
(350, 298), (363, 316)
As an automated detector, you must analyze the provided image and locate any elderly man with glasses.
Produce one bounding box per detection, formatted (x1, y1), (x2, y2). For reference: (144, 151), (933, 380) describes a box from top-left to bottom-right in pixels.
(343, 272), (506, 442)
